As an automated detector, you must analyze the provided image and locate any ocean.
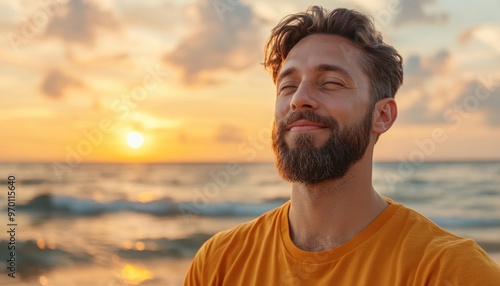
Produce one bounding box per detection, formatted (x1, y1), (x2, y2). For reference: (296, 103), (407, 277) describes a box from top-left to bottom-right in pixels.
(0, 162), (499, 285)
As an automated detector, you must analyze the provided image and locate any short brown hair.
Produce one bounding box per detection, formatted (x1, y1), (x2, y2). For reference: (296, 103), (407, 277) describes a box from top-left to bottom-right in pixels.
(263, 6), (403, 104)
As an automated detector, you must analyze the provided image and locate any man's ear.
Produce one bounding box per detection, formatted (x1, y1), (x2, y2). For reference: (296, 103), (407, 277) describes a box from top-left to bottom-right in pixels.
(372, 98), (397, 135)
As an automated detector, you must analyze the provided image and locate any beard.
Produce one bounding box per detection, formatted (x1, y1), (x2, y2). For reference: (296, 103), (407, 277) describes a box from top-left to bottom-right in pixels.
(272, 108), (373, 185)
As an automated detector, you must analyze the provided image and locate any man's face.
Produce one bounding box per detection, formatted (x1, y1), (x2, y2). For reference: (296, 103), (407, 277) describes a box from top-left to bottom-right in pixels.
(272, 34), (374, 184)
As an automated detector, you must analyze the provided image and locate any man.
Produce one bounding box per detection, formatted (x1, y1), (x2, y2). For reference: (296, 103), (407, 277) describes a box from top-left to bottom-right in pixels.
(185, 6), (500, 285)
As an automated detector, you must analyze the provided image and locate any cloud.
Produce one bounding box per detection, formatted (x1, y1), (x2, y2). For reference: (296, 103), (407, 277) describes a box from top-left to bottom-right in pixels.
(397, 61), (500, 127)
(119, 1), (184, 31)
(394, 0), (448, 26)
(214, 125), (244, 143)
(40, 68), (84, 99)
(428, 50), (452, 74)
(163, 0), (264, 85)
(458, 26), (476, 44)
(403, 55), (430, 86)
(403, 49), (452, 89)
(396, 81), (447, 125)
(459, 25), (500, 54)
(452, 79), (500, 126)
(397, 50), (455, 124)
(43, 0), (120, 46)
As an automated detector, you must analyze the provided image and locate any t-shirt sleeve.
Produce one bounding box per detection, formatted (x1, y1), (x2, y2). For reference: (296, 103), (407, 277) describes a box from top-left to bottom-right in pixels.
(424, 239), (500, 285)
(183, 239), (210, 286)
(183, 224), (249, 285)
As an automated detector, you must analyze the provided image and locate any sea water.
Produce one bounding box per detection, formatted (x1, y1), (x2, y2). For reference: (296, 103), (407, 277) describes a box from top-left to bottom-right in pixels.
(0, 162), (499, 285)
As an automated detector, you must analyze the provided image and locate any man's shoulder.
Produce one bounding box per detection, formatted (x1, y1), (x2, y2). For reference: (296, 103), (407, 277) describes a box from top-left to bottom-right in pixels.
(390, 199), (469, 244)
(387, 198), (500, 277)
(387, 197), (463, 242)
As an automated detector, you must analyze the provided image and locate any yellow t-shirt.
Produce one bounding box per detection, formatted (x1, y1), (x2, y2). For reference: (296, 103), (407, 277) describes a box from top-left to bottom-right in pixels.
(184, 198), (500, 285)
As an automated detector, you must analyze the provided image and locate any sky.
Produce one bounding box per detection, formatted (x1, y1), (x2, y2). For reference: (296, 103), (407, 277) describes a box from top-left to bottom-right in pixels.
(0, 0), (499, 164)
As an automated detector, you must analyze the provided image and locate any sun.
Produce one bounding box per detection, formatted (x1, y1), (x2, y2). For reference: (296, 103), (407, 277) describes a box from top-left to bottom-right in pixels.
(126, 131), (144, 149)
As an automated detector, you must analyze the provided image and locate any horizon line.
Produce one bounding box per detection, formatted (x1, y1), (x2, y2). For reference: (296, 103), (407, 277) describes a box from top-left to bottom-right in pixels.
(1, 159), (500, 164)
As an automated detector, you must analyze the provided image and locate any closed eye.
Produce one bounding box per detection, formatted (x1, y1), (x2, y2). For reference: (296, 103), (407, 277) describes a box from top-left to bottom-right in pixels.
(323, 82), (344, 87)
(320, 82), (347, 91)
(278, 85), (297, 95)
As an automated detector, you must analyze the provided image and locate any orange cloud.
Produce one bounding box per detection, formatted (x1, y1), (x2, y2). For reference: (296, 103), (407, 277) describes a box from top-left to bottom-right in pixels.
(40, 68), (85, 99)
(43, 0), (120, 46)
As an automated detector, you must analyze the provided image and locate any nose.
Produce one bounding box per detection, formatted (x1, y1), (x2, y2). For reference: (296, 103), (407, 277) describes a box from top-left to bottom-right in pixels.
(290, 83), (318, 111)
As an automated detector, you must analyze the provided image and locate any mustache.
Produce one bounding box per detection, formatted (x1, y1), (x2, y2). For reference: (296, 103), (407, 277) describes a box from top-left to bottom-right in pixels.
(277, 110), (339, 131)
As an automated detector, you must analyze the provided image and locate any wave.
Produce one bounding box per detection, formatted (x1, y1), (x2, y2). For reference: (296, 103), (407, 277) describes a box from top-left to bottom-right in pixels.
(117, 233), (213, 259)
(0, 239), (92, 278)
(431, 216), (500, 228)
(14, 193), (288, 218)
(17, 193), (181, 216)
(15, 194), (500, 229)
(0, 233), (212, 278)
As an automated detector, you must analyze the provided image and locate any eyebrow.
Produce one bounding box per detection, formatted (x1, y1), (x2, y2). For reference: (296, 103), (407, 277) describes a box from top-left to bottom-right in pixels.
(277, 64), (354, 85)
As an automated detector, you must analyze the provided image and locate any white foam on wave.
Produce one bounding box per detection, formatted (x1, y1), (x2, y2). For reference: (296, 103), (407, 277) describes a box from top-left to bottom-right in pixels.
(20, 194), (288, 217)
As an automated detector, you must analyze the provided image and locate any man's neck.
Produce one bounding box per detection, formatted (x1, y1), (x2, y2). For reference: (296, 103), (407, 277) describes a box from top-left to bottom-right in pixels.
(288, 160), (388, 252)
